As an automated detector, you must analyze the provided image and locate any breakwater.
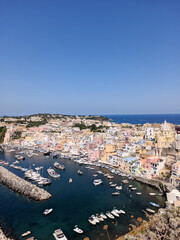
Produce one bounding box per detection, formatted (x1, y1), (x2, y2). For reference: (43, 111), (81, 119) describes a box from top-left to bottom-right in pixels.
(0, 166), (51, 201)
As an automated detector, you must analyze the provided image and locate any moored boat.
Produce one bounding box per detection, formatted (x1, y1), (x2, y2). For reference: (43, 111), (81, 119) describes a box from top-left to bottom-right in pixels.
(47, 168), (60, 178)
(73, 225), (83, 234)
(150, 202), (160, 207)
(146, 208), (155, 213)
(21, 231), (31, 237)
(43, 208), (53, 215)
(53, 228), (67, 240)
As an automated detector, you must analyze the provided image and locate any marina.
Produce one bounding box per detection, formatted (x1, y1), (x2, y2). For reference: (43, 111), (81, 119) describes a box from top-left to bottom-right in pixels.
(0, 150), (165, 240)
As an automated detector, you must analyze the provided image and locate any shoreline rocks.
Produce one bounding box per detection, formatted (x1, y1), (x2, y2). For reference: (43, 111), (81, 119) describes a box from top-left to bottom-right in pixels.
(0, 166), (51, 201)
(0, 228), (14, 240)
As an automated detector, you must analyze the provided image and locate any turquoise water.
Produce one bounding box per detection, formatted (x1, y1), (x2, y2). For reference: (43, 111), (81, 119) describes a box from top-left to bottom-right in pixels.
(0, 152), (165, 240)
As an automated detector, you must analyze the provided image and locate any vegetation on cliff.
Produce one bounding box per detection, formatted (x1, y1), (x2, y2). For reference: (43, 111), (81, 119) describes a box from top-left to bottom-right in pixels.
(73, 123), (107, 132)
(0, 126), (7, 143)
(124, 206), (180, 240)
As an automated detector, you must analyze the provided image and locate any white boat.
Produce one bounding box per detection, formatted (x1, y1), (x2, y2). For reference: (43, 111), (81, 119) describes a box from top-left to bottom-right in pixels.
(129, 185), (133, 188)
(149, 193), (156, 196)
(69, 178), (72, 183)
(115, 186), (122, 190)
(73, 225), (83, 234)
(119, 210), (126, 214)
(91, 215), (100, 223)
(136, 192), (142, 195)
(93, 179), (103, 186)
(53, 229), (67, 240)
(43, 208), (53, 215)
(47, 168), (60, 178)
(112, 192), (120, 196)
(146, 208), (155, 213)
(100, 212), (107, 219)
(77, 170), (83, 175)
(131, 187), (137, 190)
(111, 210), (119, 217)
(110, 183), (117, 187)
(21, 231), (31, 237)
(54, 162), (65, 170)
(88, 217), (96, 225)
(106, 211), (114, 219)
(96, 214), (104, 221)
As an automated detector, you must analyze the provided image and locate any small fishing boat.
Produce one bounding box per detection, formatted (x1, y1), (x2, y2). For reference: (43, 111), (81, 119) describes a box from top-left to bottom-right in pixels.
(106, 211), (114, 219)
(21, 231), (31, 237)
(93, 174), (98, 177)
(93, 179), (103, 186)
(136, 192), (142, 195)
(116, 186), (122, 190)
(112, 192), (120, 196)
(117, 209), (126, 214)
(110, 183), (117, 187)
(53, 228), (67, 240)
(43, 208), (53, 215)
(131, 187), (137, 190)
(149, 193), (156, 196)
(77, 170), (83, 175)
(69, 178), (72, 183)
(150, 202), (160, 207)
(146, 208), (155, 213)
(129, 185), (133, 188)
(73, 225), (83, 234)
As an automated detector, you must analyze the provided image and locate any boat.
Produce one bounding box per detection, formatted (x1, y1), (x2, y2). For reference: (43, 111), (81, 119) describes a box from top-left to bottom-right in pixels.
(131, 187), (137, 190)
(111, 210), (119, 217)
(117, 209), (126, 214)
(158, 193), (163, 196)
(91, 215), (100, 223)
(112, 192), (120, 196)
(150, 202), (160, 207)
(54, 162), (65, 170)
(106, 211), (114, 219)
(136, 192), (142, 195)
(93, 179), (103, 186)
(43, 208), (53, 215)
(96, 214), (104, 221)
(77, 170), (83, 175)
(93, 174), (98, 177)
(115, 186), (122, 190)
(149, 193), (156, 196)
(47, 168), (60, 178)
(53, 229), (67, 240)
(100, 212), (107, 219)
(73, 225), (83, 234)
(21, 231), (31, 237)
(146, 208), (155, 213)
(107, 175), (114, 179)
(110, 183), (117, 187)
(88, 217), (96, 225)
(69, 178), (72, 183)
(26, 237), (35, 240)
(129, 185), (133, 188)
(15, 155), (25, 160)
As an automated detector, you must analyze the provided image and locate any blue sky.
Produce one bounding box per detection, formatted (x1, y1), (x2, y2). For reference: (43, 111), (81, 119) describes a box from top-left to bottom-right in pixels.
(0, 0), (180, 116)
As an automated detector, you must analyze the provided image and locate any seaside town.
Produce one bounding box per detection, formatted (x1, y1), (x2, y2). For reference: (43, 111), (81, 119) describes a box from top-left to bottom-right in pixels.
(0, 114), (180, 240)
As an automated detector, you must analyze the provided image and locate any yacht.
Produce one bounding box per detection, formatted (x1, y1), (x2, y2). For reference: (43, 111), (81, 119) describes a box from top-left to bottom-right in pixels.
(43, 208), (53, 215)
(53, 229), (67, 240)
(47, 168), (60, 178)
(73, 225), (83, 234)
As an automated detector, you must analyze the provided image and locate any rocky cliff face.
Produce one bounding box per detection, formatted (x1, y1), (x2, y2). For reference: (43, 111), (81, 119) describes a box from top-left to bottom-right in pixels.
(124, 206), (180, 240)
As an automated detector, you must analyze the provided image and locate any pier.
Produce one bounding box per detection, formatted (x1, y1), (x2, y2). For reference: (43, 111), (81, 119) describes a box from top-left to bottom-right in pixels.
(0, 166), (51, 201)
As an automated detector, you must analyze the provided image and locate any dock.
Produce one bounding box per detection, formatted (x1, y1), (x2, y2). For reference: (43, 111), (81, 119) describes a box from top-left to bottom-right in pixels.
(0, 166), (51, 201)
